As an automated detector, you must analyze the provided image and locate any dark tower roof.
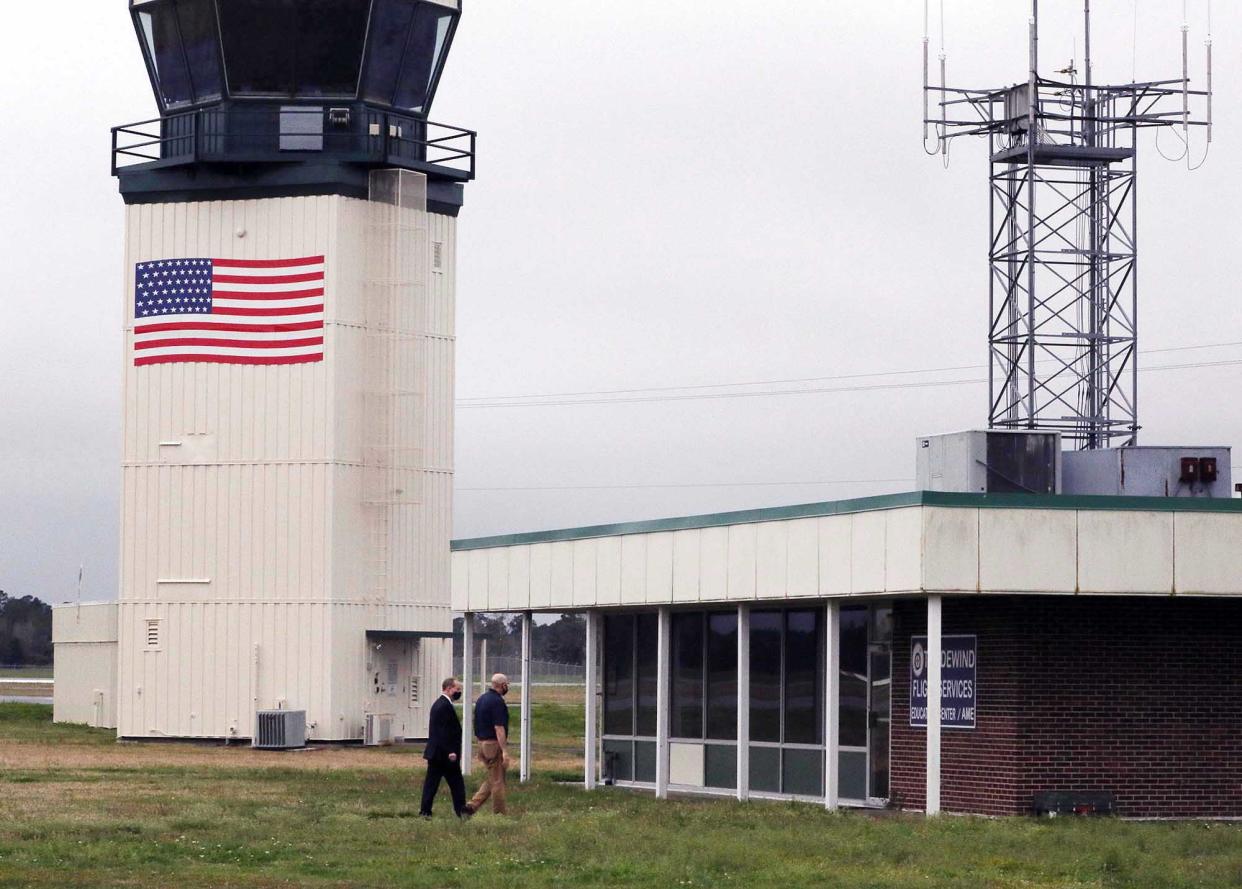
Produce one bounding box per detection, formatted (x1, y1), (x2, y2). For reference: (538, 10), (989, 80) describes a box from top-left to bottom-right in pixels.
(115, 0), (474, 213)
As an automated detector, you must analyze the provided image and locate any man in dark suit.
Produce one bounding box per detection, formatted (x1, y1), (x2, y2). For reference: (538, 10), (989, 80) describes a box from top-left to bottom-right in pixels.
(420, 677), (468, 818)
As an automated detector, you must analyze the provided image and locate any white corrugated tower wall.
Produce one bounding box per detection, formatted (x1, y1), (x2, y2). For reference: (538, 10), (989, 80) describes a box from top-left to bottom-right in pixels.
(116, 174), (454, 740)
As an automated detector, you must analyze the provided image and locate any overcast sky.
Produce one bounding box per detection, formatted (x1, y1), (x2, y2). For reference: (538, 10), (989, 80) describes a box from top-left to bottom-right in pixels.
(1, 1), (1238, 604)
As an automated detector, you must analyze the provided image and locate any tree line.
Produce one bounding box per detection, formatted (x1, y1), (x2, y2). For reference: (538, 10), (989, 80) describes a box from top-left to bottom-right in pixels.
(452, 613), (585, 665)
(0, 592), (52, 665)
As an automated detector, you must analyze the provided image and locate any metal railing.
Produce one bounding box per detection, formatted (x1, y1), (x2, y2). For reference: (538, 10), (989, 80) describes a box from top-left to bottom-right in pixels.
(112, 106), (475, 180)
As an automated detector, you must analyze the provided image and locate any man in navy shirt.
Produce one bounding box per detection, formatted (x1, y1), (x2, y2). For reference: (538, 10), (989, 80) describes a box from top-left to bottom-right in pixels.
(463, 673), (511, 815)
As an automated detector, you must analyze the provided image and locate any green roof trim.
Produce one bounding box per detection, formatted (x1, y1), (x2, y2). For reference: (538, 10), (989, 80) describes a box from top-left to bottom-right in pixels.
(450, 490), (1242, 551)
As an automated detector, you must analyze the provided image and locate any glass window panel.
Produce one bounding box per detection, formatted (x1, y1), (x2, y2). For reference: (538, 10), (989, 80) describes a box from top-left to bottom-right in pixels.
(839, 673), (868, 748)
(393, 5), (454, 111)
(603, 615), (634, 736)
(175, 0), (222, 102)
(603, 739), (632, 783)
(749, 745), (781, 793)
(839, 606), (869, 747)
(704, 744), (737, 790)
(871, 605), (894, 645)
(705, 612), (738, 740)
(635, 613), (658, 736)
(361, 0), (417, 104)
(671, 613), (703, 739)
(783, 610), (822, 744)
(840, 606), (869, 675)
(219, 0), (295, 94)
(749, 611), (782, 743)
(139, 6), (194, 108)
(869, 675), (891, 719)
(869, 722), (890, 800)
(838, 750), (868, 801)
(870, 648), (891, 685)
(634, 741), (657, 783)
(294, 0), (369, 96)
(782, 747), (824, 797)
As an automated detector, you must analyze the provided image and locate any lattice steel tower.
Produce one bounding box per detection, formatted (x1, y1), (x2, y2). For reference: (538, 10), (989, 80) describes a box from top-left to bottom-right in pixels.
(924, 1), (1212, 448)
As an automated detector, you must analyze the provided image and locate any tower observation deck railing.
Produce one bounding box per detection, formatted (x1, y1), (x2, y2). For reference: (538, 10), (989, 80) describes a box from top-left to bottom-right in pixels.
(111, 104), (475, 182)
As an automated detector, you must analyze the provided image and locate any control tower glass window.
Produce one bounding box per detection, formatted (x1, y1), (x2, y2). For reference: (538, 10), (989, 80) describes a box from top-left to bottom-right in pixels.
(362, 0), (455, 112)
(135, 0), (224, 108)
(218, 0), (370, 97)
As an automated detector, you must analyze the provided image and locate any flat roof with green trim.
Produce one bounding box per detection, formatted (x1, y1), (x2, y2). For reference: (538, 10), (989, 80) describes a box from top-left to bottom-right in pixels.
(450, 490), (1242, 552)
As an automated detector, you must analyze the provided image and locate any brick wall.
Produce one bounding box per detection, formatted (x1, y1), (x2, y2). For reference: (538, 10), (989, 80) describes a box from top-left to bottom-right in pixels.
(890, 597), (1242, 818)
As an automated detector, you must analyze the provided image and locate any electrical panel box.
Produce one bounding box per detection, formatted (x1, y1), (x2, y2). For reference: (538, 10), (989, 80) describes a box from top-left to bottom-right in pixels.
(1062, 446), (1233, 498)
(916, 430), (1061, 495)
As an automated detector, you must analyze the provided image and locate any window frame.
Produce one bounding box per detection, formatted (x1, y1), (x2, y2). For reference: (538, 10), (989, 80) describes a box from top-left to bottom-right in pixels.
(129, 0), (460, 113)
(131, 0), (227, 112)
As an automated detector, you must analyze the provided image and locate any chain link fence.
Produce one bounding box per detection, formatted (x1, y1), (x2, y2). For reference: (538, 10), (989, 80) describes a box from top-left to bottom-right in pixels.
(451, 655), (584, 687)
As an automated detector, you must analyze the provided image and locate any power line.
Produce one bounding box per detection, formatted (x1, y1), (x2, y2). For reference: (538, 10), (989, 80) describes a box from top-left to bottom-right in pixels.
(457, 478), (915, 493)
(457, 339), (1242, 404)
(458, 356), (1242, 410)
(458, 362), (983, 402)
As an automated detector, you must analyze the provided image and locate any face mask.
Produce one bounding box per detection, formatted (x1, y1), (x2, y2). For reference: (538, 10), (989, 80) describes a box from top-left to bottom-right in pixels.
(499, 685), (509, 696)
(450, 690), (462, 701)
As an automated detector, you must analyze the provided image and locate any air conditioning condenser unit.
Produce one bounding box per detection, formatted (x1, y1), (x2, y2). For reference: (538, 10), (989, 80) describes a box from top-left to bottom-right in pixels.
(252, 710), (307, 749)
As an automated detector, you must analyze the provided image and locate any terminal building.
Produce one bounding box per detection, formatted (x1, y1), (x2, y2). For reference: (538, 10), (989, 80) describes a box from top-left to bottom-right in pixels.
(450, 434), (1242, 818)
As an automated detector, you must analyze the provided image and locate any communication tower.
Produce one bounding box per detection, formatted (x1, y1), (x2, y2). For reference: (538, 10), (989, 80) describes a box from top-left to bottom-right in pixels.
(923, 1), (1213, 448)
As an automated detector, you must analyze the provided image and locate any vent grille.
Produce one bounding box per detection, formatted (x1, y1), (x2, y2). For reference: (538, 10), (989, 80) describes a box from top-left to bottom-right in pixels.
(145, 619), (162, 650)
(409, 676), (420, 707)
(253, 710), (307, 749)
(432, 241), (444, 271)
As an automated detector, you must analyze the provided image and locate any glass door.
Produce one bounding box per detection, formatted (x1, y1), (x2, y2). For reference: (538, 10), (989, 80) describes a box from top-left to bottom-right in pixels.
(837, 604), (893, 805)
(867, 607), (893, 804)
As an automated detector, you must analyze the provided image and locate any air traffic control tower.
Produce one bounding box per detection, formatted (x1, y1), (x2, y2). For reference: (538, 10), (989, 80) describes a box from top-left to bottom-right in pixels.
(97, 0), (474, 743)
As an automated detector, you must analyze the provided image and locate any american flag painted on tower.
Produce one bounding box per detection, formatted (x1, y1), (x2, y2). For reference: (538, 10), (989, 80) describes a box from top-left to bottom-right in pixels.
(132, 256), (325, 366)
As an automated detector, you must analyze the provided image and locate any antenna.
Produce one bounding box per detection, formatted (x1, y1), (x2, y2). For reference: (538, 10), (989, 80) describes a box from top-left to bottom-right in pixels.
(920, 3), (1214, 449)
(1083, 1), (1091, 92)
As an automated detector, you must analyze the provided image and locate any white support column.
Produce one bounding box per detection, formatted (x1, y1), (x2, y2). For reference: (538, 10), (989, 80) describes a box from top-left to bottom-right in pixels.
(655, 606), (671, 799)
(926, 595), (943, 815)
(479, 638), (488, 697)
(824, 600), (841, 811)
(736, 604), (750, 801)
(584, 611), (599, 790)
(519, 611), (533, 783)
(462, 613), (474, 776)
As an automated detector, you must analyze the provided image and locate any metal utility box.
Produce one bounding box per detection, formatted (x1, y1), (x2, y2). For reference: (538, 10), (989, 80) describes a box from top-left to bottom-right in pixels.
(916, 430), (1062, 494)
(1062, 446), (1233, 498)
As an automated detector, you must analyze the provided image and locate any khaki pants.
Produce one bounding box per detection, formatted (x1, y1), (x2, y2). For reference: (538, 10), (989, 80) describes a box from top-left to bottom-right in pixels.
(468, 739), (508, 814)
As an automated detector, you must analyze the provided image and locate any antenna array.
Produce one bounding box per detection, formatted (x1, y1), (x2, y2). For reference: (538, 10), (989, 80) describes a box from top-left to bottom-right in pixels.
(923, 1), (1214, 448)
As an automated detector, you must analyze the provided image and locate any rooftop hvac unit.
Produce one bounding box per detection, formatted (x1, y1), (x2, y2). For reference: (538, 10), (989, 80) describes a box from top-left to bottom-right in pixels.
(1061, 446), (1233, 498)
(252, 710), (306, 749)
(916, 430), (1061, 495)
(364, 713), (395, 746)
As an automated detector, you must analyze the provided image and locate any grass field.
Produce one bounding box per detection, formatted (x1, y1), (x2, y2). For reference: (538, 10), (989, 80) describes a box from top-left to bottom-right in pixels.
(0, 668), (52, 679)
(0, 703), (1240, 888)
